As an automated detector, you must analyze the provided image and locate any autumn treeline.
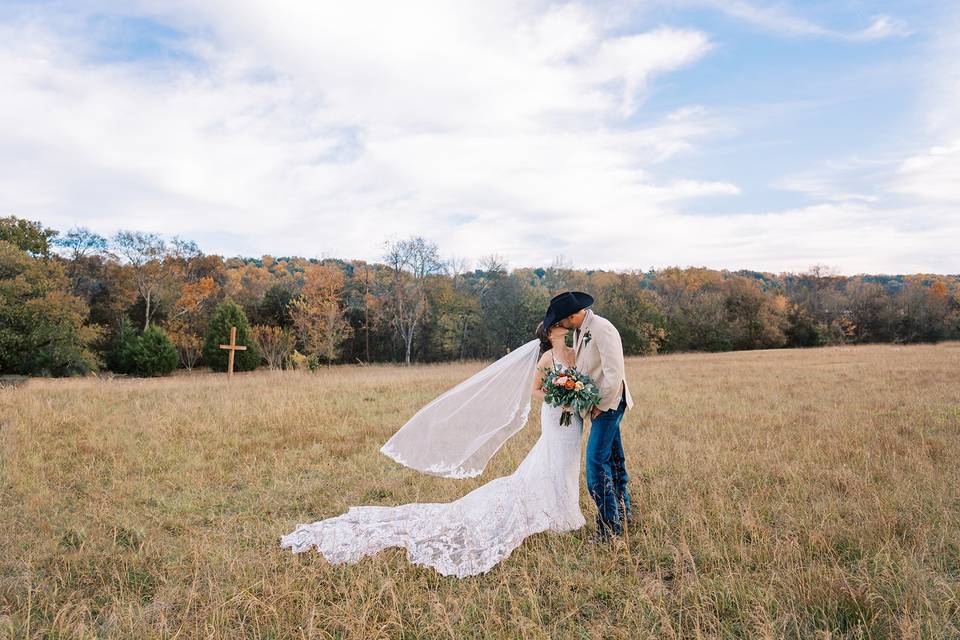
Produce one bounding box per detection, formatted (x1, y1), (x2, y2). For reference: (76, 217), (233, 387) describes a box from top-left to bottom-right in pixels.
(2, 215), (958, 376)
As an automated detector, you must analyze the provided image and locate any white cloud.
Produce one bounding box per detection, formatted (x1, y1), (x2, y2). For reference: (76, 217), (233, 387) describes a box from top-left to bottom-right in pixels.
(592, 29), (712, 116)
(772, 155), (894, 204)
(696, 0), (834, 37)
(679, 0), (911, 41)
(0, 1), (730, 264)
(888, 8), (960, 205)
(850, 15), (914, 41)
(891, 140), (960, 202)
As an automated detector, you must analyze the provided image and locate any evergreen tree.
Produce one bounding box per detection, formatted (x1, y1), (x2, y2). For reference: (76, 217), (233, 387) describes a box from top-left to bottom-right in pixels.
(202, 299), (260, 371)
(131, 325), (178, 376)
(106, 317), (139, 374)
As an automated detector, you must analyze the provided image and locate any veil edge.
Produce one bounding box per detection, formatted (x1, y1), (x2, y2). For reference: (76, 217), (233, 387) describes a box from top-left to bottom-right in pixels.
(379, 339), (541, 478)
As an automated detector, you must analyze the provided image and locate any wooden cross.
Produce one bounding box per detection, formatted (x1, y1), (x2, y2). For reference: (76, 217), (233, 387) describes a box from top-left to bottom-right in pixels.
(219, 326), (247, 378)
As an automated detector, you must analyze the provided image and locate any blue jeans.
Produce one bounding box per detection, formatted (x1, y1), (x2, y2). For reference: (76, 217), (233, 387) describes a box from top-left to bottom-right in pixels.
(586, 394), (630, 536)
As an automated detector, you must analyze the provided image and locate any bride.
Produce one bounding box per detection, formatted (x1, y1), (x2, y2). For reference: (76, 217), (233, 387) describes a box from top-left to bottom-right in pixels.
(280, 322), (587, 577)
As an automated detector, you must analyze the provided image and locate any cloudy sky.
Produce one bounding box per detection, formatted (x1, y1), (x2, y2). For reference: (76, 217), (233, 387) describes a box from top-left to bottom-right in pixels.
(1, 1), (957, 274)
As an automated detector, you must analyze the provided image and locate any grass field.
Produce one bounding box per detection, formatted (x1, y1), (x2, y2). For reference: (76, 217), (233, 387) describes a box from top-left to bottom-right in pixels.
(2, 343), (959, 638)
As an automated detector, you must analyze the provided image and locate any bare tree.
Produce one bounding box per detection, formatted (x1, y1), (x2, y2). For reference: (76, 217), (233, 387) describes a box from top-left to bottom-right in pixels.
(478, 254), (507, 277)
(169, 237), (201, 260)
(112, 231), (170, 330)
(52, 226), (108, 296)
(354, 261), (376, 362)
(802, 263), (845, 324)
(445, 255), (473, 281)
(544, 255), (574, 292)
(54, 227), (108, 261)
(384, 236), (443, 365)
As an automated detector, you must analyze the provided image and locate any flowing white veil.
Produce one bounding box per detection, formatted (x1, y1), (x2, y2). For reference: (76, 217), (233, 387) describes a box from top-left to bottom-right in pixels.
(380, 339), (542, 478)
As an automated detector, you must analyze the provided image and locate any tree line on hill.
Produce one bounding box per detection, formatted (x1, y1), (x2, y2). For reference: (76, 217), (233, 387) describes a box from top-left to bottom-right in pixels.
(2, 215), (958, 377)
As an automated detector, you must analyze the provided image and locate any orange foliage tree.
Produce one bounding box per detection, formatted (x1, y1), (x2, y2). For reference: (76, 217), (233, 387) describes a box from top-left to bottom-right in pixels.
(289, 264), (351, 364)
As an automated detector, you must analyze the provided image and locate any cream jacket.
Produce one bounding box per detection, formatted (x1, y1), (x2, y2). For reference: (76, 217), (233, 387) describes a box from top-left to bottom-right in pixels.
(574, 309), (634, 414)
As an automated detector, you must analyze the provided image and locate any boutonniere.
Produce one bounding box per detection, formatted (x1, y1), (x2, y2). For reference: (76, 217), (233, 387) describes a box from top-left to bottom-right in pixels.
(583, 330), (592, 345)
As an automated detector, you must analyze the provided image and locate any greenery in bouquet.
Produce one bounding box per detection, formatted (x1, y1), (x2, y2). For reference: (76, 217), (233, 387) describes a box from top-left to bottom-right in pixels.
(540, 366), (602, 426)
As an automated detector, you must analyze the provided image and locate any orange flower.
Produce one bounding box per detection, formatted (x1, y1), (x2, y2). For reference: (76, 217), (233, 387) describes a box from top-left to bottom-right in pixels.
(564, 379), (576, 390)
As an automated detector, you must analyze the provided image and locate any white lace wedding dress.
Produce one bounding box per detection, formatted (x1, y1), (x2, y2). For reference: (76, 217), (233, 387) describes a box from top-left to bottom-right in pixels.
(279, 357), (585, 578)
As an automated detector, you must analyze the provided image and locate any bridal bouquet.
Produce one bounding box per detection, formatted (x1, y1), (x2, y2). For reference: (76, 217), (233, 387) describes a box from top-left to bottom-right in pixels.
(541, 366), (602, 426)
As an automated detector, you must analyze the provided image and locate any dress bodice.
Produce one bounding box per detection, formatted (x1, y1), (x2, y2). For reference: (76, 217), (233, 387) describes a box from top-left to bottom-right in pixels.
(551, 350), (574, 370)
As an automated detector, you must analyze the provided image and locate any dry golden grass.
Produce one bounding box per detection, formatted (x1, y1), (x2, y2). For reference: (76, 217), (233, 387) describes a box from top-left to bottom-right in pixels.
(2, 343), (959, 638)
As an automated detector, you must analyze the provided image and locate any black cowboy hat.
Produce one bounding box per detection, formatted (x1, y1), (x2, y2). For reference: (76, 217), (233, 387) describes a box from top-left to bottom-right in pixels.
(543, 291), (594, 329)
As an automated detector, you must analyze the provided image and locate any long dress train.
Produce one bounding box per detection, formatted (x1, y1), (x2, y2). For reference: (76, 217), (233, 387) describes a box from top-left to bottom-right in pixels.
(279, 359), (585, 578)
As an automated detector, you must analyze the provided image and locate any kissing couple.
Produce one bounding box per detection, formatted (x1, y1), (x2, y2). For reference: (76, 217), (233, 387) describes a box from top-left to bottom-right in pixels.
(281, 291), (635, 577)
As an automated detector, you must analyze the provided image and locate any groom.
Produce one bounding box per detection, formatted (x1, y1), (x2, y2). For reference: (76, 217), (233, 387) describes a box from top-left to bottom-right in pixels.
(543, 291), (635, 541)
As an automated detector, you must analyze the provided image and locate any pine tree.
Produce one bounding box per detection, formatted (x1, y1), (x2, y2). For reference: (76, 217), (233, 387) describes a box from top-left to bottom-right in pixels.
(131, 325), (178, 376)
(106, 317), (139, 374)
(202, 299), (260, 371)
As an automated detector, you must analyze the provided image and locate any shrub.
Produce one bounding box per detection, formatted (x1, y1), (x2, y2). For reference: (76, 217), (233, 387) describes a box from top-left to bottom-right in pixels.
(170, 331), (203, 371)
(252, 325), (295, 370)
(130, 325), (178, 376)
(288, 350), (309, 370)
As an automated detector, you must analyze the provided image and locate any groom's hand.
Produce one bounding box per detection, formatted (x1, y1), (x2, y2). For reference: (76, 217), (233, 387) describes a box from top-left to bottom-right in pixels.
(590, 407), (602, 420)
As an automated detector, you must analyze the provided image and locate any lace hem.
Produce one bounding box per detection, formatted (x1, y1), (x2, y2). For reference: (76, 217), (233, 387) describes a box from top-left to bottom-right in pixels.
(279, 503), (584, 578)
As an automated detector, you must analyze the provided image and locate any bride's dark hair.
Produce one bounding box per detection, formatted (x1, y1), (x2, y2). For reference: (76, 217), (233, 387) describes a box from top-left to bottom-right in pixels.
(535, 321), (553, 355)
